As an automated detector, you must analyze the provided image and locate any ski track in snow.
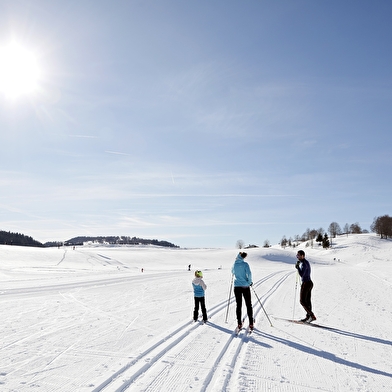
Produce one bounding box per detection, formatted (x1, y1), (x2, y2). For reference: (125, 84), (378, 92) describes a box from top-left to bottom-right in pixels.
(92, 271), (291, 392)
(1, 236), (392, 391)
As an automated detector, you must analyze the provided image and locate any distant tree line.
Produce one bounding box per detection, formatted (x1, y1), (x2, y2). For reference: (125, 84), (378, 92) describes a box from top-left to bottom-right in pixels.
(326, 216), (392, 240)
(275, 214), (391, 250)
(0, 230), (44, 247)
(280, 228), (334, 249)
(63, 236), (179, 248)
(0, 231), (179, 248)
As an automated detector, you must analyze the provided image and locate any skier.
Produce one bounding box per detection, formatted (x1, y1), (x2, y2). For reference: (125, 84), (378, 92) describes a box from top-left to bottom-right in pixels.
(192, 270), (208, 323)
(232, 252), (254, 331)
(295, 250), (316, 323)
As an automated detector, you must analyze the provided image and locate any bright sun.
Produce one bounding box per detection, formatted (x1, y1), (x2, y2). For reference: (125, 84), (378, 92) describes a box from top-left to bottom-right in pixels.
(0, 42), (41, 99)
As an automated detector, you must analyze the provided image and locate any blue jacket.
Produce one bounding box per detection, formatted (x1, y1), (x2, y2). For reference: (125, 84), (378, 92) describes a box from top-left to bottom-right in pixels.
(192, 277), (207, 297)
(297, 258), (311, 282)
(232, 253), (252, 287)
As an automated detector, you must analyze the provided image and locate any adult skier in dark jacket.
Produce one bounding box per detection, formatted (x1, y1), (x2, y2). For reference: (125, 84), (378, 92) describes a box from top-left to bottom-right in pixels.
(295, 250), (316, 323)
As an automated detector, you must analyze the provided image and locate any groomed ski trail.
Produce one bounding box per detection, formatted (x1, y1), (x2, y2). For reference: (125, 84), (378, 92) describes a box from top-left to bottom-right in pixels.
(91, 271), (291, 392)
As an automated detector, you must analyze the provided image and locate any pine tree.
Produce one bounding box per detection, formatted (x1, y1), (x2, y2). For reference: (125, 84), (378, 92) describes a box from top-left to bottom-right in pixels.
(322, 233), (330, 248)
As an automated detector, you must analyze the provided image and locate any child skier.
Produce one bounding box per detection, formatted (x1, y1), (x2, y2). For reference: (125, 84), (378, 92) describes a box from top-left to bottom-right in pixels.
(192, 270), (208, 323)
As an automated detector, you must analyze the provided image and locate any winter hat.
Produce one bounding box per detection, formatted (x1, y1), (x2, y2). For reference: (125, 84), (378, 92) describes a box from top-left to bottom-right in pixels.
(195, 270), (203, 278)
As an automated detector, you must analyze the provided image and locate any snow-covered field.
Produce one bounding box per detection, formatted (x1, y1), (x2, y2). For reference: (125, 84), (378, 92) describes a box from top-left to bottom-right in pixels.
(1, 234), (391, 391)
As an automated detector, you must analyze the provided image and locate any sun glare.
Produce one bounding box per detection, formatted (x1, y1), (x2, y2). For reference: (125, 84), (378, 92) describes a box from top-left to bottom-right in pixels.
(0, 42), (41, 99)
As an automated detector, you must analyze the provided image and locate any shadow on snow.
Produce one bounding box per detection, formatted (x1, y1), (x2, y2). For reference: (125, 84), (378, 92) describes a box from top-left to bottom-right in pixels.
(257, 330), (392, 379)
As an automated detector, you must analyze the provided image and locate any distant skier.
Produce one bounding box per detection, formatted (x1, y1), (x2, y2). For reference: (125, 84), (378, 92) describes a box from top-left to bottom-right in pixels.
(232, 252), (254, 330)
(295, 250), (316, 323)
(192, 270), (208, 323)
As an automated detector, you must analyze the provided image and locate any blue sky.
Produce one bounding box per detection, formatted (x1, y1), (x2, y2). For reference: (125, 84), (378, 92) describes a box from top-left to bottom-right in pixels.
(0, 1), (391, 248)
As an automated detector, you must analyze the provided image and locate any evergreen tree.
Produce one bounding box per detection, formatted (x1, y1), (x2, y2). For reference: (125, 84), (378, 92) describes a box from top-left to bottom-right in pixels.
(322, 233), (330, 249)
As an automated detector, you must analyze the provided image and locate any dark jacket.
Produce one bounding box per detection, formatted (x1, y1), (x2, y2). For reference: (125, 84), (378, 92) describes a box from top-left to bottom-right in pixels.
(297, 258), (311, 282)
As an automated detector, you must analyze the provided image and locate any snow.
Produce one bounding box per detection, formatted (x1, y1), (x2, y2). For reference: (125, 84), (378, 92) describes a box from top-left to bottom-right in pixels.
(1, 234), (391, 391)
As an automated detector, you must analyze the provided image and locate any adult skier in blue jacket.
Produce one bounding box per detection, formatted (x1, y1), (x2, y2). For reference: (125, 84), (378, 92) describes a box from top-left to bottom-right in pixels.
(231, 252), (254, 330)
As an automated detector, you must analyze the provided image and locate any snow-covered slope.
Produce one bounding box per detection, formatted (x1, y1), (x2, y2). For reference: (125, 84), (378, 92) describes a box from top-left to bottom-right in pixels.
(1, 234), (391, 391)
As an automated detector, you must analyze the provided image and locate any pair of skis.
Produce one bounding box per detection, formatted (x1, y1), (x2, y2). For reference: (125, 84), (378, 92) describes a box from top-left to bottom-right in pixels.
(192, 319), (208, 325)
(235, 317), (254, 336)
(235, 325), (253, 335)
(273, 317), (334, 330)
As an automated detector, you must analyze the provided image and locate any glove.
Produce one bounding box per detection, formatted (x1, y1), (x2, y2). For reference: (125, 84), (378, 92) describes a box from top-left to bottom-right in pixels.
(295, 261), (300, 270)
(250, 282), (253, 286)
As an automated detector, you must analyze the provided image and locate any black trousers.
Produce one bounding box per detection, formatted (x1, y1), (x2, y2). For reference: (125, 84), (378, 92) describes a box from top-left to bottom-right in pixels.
(234, 286), (253, 325)
(300, 280), (314, 316)
(193, 297), (208, 321)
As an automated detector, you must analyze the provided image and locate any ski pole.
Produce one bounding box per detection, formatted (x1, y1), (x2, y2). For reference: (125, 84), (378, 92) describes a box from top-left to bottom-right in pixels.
(225, 274), (234, 323)
(251, 285), (273, 327)
(293, 271), (299, 320)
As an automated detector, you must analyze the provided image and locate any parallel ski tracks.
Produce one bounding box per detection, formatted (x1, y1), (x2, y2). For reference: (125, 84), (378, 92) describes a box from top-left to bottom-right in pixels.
(93, 269), (293, 392)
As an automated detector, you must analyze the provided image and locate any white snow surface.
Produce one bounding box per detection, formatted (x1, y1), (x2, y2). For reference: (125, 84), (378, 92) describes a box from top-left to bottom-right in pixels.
(1, 234), (391, 391)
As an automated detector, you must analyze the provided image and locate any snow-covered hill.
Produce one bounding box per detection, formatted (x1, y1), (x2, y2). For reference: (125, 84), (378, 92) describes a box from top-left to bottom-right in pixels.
(1, 234), (391, 391)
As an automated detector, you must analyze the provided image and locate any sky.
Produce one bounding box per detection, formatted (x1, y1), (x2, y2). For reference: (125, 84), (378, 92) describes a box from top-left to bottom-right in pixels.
(0, 0), (391, 248)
